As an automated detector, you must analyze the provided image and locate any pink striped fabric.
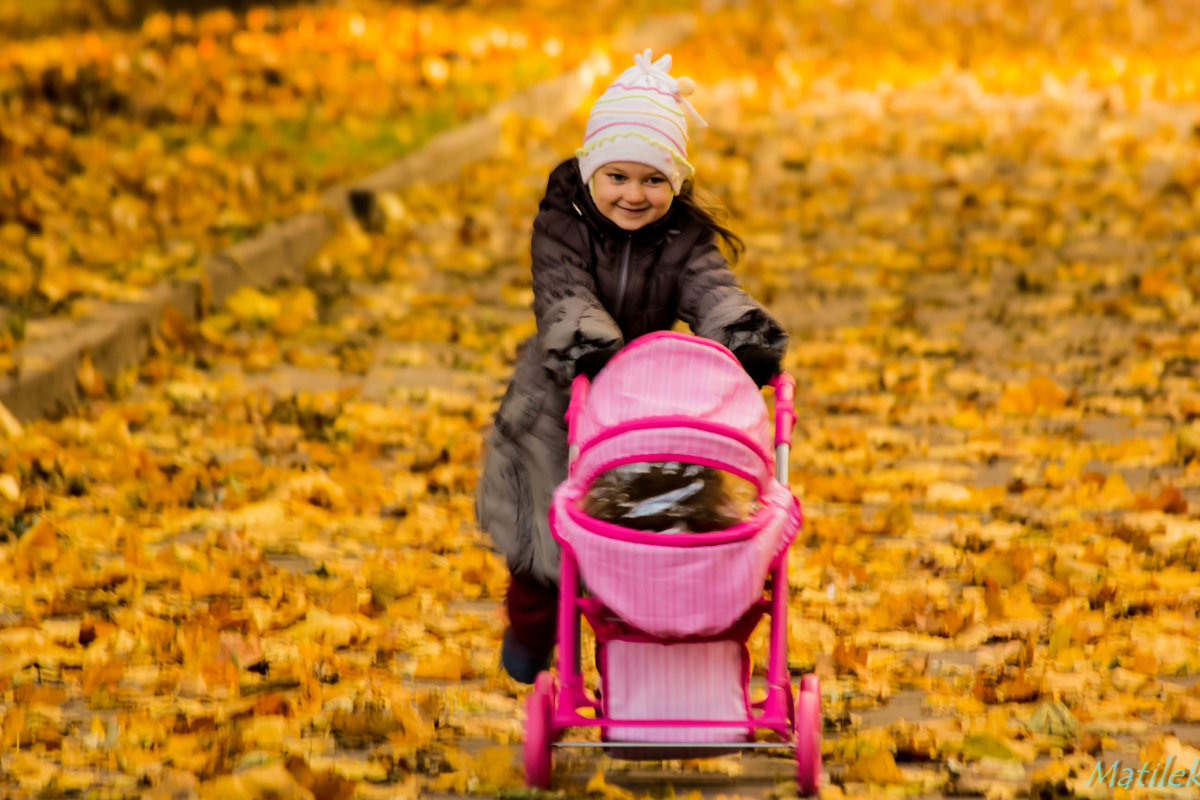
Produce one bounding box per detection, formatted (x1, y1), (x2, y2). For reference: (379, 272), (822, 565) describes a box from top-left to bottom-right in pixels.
(574, 426), (771, 489)
(575, 333), (770, 458)
(603, 640), (750, 743)
(553, 480), (799, 636)
(551, 332), (802, 637)
(554, 332), (803, 746)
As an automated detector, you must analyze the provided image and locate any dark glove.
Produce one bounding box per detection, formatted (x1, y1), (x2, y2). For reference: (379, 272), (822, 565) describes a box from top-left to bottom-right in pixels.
(575, 348), (615, 380)
(733, 344), (780, 389)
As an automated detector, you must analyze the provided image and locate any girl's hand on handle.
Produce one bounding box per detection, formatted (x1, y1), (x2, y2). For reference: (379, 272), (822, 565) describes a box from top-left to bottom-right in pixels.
(575, 348), (614, 380)
(733, 343), (781, 388)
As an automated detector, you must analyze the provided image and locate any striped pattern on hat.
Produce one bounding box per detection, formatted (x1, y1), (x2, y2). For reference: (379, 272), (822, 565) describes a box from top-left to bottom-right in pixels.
(576, 50), (705, 194)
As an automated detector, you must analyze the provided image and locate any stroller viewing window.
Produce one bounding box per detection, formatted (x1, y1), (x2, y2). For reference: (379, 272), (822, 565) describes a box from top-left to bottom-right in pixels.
(581, 460), (761, 534)
(524, 332), (821, 796)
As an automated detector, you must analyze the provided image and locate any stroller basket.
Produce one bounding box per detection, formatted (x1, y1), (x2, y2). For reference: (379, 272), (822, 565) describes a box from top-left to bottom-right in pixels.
(554, 477), (799, 638)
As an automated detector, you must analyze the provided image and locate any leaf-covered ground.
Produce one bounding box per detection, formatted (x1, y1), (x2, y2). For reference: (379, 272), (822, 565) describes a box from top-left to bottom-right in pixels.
(4, 1), (1200, 798)
(0, 0), (648, 369)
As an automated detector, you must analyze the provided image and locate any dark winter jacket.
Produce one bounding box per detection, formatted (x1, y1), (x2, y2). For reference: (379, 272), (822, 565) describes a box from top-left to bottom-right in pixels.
(475, 158), (788, 586)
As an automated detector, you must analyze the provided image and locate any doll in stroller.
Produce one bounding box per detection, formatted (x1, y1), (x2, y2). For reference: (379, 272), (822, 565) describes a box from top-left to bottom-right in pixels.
(523, 331), (822, 795)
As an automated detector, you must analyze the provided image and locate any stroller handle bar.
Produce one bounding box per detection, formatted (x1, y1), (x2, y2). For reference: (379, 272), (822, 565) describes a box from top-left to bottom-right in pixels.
(769, 373), (796, 447)
(567, 374), (591, 447)
(566, 374), (591, 464)
(769, 373), (796, 486)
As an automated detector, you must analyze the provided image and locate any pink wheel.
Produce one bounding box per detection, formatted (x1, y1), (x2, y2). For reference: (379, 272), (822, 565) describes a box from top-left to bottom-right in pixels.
(796, 687), (822, 796)
(524, 673), (555, 788)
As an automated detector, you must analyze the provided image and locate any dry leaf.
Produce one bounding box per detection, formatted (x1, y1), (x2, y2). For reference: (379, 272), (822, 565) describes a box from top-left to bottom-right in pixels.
(76, 352), (107, 398)
(844, 749), (906, 785)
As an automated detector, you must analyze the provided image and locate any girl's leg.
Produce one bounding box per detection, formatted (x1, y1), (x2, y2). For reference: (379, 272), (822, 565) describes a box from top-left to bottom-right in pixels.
(502, 572), (559, 683)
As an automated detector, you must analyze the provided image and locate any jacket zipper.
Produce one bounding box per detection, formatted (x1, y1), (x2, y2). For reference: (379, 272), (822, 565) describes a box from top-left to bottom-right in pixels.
(613, 235), (632, 319)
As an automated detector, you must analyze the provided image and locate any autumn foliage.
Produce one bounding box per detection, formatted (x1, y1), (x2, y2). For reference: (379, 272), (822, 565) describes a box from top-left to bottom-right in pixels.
(4, 0), (1200, 798)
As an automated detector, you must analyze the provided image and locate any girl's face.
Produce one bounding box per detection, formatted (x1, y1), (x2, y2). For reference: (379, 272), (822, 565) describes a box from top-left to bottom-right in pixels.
(591, 162), (674, 231)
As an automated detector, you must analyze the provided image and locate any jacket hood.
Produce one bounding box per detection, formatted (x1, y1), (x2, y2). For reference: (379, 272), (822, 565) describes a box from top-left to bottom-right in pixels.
(542, 158), (683, 246)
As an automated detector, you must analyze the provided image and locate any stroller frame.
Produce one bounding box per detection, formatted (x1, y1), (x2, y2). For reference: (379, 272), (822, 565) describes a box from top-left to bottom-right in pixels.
(523, 335), (821, 794)
(552, 538), (797, 741)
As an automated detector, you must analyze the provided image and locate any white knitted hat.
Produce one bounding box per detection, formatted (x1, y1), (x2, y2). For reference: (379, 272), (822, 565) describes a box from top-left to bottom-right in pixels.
(576, 50), (707, 194)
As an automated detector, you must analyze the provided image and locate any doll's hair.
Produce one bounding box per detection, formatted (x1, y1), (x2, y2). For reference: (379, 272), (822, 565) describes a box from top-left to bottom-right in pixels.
(675, 179), (745, 263)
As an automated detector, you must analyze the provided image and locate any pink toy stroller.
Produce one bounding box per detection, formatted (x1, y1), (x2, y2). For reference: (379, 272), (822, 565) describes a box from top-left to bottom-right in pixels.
(523, 331), (821, 795)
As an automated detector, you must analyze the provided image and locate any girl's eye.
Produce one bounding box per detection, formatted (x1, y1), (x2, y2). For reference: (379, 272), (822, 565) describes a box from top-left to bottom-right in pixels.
(646, 177), (664, 185)
(607, 173), (626, 182)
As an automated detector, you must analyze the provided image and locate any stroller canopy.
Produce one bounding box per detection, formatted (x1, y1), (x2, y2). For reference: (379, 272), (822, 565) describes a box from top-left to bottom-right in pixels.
(571, 332), (775, 490)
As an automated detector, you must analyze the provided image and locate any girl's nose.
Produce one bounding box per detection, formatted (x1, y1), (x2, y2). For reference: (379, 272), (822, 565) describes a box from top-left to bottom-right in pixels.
(627, 183), (644, 202)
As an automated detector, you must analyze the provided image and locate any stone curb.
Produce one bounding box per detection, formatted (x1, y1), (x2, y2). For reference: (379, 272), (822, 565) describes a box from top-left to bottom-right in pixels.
(0, 210), (335, 422)
(0, 13), (697, 422)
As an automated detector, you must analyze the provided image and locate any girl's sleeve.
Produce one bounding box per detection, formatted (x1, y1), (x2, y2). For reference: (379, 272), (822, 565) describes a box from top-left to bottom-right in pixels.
(530, 207), (624, 388)
(676, 236), (788, 385)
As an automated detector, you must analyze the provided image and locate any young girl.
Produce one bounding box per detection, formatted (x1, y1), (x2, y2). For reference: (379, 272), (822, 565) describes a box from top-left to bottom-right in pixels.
(475, 50), (788, 683)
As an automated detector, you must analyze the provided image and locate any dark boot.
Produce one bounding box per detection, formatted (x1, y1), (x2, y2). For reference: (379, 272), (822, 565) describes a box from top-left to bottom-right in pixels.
(500, 627), (553, 684)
